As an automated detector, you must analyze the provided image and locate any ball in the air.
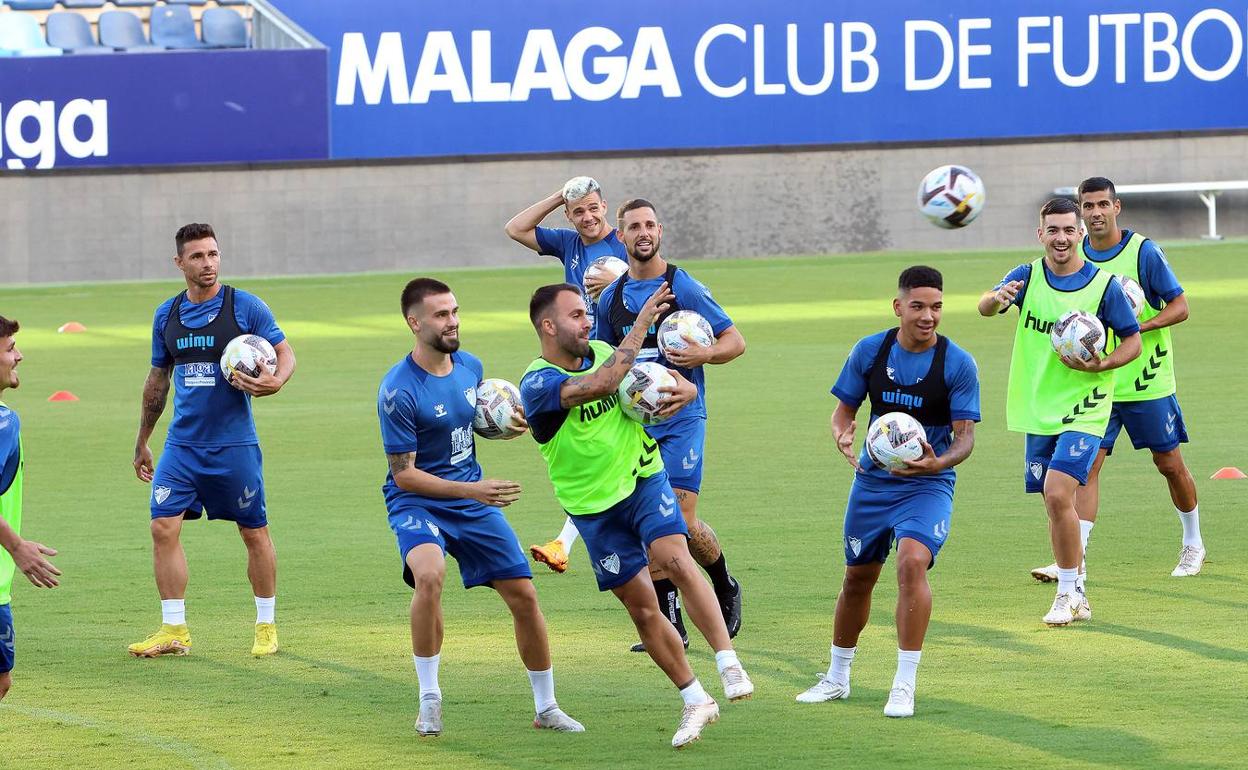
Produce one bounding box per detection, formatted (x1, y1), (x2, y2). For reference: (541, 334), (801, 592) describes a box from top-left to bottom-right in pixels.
(473, 378), (525, 440)
(220, 334), (277, 383)
(917, 164), (986, 229)
(1051, 310), (1106, 362)
(657, 310), (713, 359)
(618, 361), (676, 425)
(865, 412), (927, 471)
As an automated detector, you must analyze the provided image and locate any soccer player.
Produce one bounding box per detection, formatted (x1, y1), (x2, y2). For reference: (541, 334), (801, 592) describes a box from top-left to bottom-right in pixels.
(588, 198), (747, 650)
(129, 223), (295, 658)
(521, 282), (754, 748)
(0, 316), (62, 700)
(979, 199), (1141, 625)
(378, 278), (583, 737)
(1029, 177), (1204, 581)
(506, 176), (628, 573)
(795, 267), (979, 718)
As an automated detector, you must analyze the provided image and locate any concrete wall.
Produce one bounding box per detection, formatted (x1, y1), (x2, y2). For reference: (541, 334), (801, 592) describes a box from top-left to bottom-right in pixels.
(2, 133), (1245, 284)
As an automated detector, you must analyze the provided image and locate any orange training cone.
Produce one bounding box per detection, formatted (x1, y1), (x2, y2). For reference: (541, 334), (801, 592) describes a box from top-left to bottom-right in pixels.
(1210, 467), (1246, 480)
(47, 391), (79, 402)
(57, 322), (86, 333)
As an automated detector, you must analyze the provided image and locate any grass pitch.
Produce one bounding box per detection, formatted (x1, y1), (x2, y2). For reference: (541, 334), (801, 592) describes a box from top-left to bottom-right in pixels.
(1, 243), (1246, 769)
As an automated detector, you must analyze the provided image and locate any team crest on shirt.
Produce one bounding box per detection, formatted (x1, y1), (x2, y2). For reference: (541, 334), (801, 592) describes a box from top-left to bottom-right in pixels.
(846, 536), (862, 557)
(1029, 461), (1044, 480)
(464, 387), (476, 407)
(599, 553), (621, 575)
(153, 486), (172, 505)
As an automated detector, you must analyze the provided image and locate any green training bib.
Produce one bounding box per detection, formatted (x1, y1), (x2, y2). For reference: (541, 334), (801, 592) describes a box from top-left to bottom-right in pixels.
(0, 404), (22, 606)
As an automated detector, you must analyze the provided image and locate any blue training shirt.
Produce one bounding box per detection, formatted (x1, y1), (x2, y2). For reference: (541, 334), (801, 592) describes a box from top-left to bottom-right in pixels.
(0, 404), (19, 497)
(535, 227), (626, 332)
(378, 351), (484, 510)
(592, 267), (734, 428)
(832, 331), (981, 487)
(1082, 230), (1183, 309)
(993, 260), (1141, 339)
(150, 288), (285, 448)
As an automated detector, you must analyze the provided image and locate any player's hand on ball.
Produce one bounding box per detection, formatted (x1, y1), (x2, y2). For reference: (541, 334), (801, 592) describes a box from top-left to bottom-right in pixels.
(13, 539), (60, 588)
(504, 405), (529, 438)
(471, 479), (522, 507)
(230, 368), (283, 397)
(891, 440), (943, 477)
(995, 280), (1023, 309)
(656, 369), (697, 417)
(1060, 352), (1104, 372)
(584, 271), (612, 301)
(663, 333), (712, 368)
(836, 420), (861, 471)
(636, 281), (674, 326)
(134, 444), (155, 483)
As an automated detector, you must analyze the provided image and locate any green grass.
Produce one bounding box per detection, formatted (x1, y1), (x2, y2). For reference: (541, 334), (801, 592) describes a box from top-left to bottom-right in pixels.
(2, 244), (1246, 769)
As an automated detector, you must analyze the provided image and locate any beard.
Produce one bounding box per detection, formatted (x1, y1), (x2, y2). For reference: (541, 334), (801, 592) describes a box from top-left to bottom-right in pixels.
(429, 333), (460, 354)
(557, 327), (591, 358)
(627, 235), (660, 263)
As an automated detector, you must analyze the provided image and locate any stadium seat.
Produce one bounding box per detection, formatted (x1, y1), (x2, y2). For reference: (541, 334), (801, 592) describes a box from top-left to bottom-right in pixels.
(61, 1), (108, 8)
(46, 12), (112, 54)
(165, 0), (208, 5)
(3, 1), (57, 10)
(216, 0), (248, 4)
(150, 4), (207, 49)
(98, 10), (161, 51)
(201, 7), (246, 48)
(0, 13), (61, 56)
(111, 0), (157, 6)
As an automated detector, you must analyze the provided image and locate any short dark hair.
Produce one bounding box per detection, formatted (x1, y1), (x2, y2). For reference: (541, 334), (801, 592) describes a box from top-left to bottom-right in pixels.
(175, 223), (216, 255)
(529, 283), (582, 329)
(617, 198), (658, 224)
(898, 266), (942, 293)
(401, 277), (453, 317)
(0, 316), (18, 339)
(1077, 176), (1116, 201)
(1040, 197), (1080, 222)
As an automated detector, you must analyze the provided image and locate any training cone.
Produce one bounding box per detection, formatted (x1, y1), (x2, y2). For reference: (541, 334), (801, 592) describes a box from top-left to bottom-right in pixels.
(47, 391), (79, 402)
(57, 322), (87, 333)
(1210, 467), (1247, 480)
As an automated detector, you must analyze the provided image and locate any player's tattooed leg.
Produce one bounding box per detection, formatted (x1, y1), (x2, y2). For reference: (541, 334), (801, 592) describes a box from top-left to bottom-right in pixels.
(687, 516), (723, 566)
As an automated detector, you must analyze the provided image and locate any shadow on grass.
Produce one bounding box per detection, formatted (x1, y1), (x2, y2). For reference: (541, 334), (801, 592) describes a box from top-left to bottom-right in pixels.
(1082, 622), (1248, 664)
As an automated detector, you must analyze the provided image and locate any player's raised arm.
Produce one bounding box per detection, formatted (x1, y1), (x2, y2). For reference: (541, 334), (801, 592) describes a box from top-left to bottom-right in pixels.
(979, 280), (1023, 316)
(133, 365), (171, 482)
(504, 190), (566, 252)
(385, 451), (521, 508)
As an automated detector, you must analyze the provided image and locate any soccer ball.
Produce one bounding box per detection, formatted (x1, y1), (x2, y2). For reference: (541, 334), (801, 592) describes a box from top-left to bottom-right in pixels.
(865, 412), (927, 471)
(917, 165), (986, 229)
(584, 256), (628, 288)
(657, 310), (713, 358)
(1051, 310), (1106, 362)
(618, 361), (676, 425)
(220, 334), (276, 383)
(1115, 275), (1146, 318)
(473, 378), (525, 440)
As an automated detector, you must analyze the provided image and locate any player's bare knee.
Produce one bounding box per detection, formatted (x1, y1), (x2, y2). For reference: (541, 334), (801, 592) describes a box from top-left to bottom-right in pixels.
(1152, 450), (1185, 479)
(896, 553), (929, 587)
(238, 525), (272, 550)
(150, 517), (180, 545)
(842, 572), (874, 597)
(409, 568), (444, 600)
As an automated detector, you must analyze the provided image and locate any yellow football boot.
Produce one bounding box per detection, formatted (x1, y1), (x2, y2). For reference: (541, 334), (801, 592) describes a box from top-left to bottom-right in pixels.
(252, 623), (279, 656)
(529, 539), (568, 573)
(128, 624), (192, 657)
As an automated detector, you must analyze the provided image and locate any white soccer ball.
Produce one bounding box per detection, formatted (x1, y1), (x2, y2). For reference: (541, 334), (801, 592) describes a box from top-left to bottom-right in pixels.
(1051, 310), (1106, 362)
(473, 378), (525, 440)
(584, 256), (628, 288)
(657, 310), (714, 359)
(1115, 275), (1146, 318)
(917, 165), (986, 229)
(220, 334), (277, 383)
(618, 361), (676, 426)
(865, 412), (927, 472)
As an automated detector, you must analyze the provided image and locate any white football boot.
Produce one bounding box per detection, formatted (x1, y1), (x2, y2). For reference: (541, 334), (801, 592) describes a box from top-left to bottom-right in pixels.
(671, 699), (719, 748)
(1043, 593), (1078, 626)
(883, 683), (915, 718)
(720, 664), (754, 702)
(1171, 545), (1207, 577)
(415, 694), (443, 737)
(795, 676), (850, 703)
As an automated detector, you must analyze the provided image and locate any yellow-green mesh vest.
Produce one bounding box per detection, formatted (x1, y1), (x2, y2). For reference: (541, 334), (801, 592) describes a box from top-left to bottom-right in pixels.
(1006, 259), (1115, 437)
(524, 341), (663, 515)
(0, 405), (22, 606)
(1079, 232), (1176, 401)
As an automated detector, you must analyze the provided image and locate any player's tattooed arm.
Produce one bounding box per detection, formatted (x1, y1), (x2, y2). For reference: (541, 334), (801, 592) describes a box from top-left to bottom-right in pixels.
(138, 366), (171, 435)
(386, 452), (413, 476)
(941, 419), (977, 470)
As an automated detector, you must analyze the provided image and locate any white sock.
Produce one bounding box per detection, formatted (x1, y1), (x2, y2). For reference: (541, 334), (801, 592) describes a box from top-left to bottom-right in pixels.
(679, 679), (712, 706)
(828, 644), (855, 684)
(714, 649), (740, 674)
(414, 654), (441, 699)
(1078, 520), (1094, 556)
(255, 596), (275, 624)
(1177, 505), (1203, 548)
(893, 649), (922, 690)
(1057, 567), (1079, 597)
(161, 599), (185, 626)
(557, 517), (580, 550)
(527, 667), (557, 713)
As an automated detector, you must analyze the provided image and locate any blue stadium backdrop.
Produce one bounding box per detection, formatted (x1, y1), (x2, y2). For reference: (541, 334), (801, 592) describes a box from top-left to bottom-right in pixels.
(2, 1), (1247, 168)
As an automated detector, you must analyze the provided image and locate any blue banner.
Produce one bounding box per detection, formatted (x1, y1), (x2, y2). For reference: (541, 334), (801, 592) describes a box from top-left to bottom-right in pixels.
(0, 49), (328, 170)
(275, 0), (1248, 159)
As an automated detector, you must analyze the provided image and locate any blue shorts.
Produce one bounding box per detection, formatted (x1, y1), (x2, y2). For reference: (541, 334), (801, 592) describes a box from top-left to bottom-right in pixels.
(387, 498), (531, 590)
(1102, 395), (1189, 455)
(648, 417), (705, 493)
(570, 471), (689, 591)
(151, 444), (267, 528)
(1024, 431), (1100, 492)
(843, 478), (953, 568)
(0, 604), (13, 674)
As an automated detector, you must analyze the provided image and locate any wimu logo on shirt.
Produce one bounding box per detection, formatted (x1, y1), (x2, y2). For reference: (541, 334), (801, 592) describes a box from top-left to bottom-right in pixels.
(175, 332), (216, 351)
(1023, 310), (1056, 336)
(620, 322), (658, 336)
(880, 389), (924, 409)
(578, 393), (618, 422)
